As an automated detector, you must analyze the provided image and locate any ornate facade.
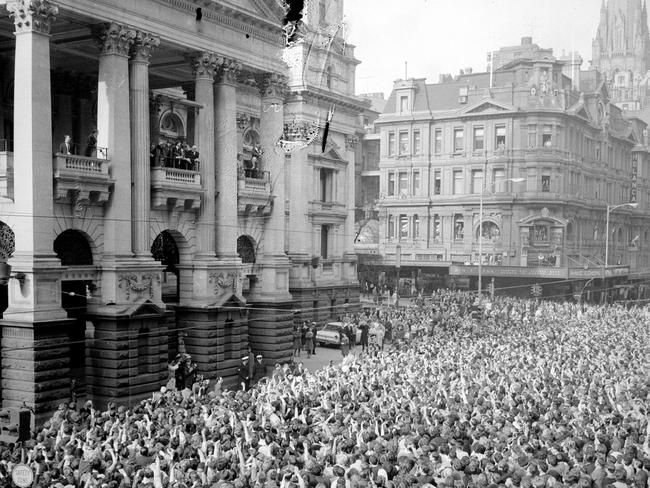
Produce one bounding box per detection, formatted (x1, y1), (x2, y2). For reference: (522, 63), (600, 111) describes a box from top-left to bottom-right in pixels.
(592, 0), (650, 109)
(0, 0), (361, 422)
(371, 52), (650, 299)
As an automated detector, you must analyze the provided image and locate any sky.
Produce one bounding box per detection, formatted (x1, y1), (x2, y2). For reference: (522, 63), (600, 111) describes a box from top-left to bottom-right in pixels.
(343, 0), (603, 97)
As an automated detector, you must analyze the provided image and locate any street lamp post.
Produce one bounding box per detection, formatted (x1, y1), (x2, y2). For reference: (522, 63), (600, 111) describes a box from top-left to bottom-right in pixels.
(395, 244), (401, 307)
(477, 159), (523, 298)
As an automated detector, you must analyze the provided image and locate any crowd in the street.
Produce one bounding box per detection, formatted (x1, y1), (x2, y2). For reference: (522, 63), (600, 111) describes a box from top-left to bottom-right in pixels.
(0, 290), (649, 488)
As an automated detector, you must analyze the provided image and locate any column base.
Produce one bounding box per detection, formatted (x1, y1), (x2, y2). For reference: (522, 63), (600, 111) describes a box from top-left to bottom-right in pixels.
(85, 303), (171, 410)
(175, 300), (249, 389)
(0, 317), (77, 427)
(288, 252), (313, 289)
(247, 300), (294, 365)
(181, 260), (245, 306)
(247, 254), (292, 302)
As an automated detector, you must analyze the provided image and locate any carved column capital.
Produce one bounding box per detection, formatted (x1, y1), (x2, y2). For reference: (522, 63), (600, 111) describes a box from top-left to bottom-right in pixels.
(130, 30), (160, 63)
(7, 0), (58, 35)
(93, 22), (136, 57)
(189, 52), (218, 81)
(215, 58), (241, 85)
(258, 73), (288, 100)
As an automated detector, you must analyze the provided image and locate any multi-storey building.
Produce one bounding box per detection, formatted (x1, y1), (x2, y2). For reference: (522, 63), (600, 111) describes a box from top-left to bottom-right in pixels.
(282, 0), (365, 322)
(372, 52), (650, 299)
(0, 0), (362, 421)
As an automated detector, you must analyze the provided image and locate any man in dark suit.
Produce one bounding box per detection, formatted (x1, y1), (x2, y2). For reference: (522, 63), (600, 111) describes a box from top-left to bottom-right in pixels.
(84, 129), (97, 157)
(59, 135), (74, 155)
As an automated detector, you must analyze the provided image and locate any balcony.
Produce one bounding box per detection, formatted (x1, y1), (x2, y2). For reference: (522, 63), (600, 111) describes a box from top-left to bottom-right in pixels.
(53, 152), (113, 204)
(151, 164), (202, 211)
(308, 200), (347, 222)
(0, 140), (13, 200)
(237, 170), (272, 216)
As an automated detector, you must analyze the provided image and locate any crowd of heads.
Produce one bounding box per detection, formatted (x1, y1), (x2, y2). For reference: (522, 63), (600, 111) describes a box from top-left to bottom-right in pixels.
(0, 290), (648, 488)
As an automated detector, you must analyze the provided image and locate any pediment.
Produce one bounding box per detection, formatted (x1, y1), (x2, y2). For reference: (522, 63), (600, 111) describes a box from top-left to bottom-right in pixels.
(222, 0), (285, 25)
(209, 292), (247, 308)
(116, 299), (165, 317)
(326, 148), (344, 160)
(461, 98), (514, 114)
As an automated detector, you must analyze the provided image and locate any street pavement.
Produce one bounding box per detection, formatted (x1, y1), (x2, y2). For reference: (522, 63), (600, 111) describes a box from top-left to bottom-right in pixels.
(291, 343), (363, 372)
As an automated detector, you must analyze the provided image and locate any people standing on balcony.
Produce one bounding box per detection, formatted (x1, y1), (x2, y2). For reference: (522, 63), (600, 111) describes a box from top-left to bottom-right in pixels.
(187, 144), (200, 170)
(84, 128), (97, 157)
(152, 140), (165, 167)
(59, 134), (74, 155)
(162, 140), (172, 166)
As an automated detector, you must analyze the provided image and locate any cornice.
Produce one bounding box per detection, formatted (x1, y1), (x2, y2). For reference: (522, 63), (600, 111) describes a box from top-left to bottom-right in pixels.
(289, 87), (371, 112)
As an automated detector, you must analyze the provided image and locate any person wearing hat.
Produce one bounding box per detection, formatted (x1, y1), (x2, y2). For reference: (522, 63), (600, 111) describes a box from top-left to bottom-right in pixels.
(84, 128), (98, 157)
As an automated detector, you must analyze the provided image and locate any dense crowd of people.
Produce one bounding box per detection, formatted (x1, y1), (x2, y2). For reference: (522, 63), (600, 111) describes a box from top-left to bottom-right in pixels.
(0, 291), (648, 488)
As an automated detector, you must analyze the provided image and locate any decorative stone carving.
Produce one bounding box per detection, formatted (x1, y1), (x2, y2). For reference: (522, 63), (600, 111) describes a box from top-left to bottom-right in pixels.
(215, 58), (241, 85)
(258, 73), (288, 100)
(7, 0), (58, 35)
(130, 31), (160, 63)
(93, 22), (136, 57)
(119, 273), (159, 300)
(344, 135), (359, 149)
(208, 271), (237, 296)
(0, 222), (16, 260)
(189, 52), (218, 80)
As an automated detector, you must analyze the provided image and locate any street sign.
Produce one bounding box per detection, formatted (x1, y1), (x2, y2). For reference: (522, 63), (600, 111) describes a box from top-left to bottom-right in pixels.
(12, 464), (34, 487)
(531, 283), (543, 297)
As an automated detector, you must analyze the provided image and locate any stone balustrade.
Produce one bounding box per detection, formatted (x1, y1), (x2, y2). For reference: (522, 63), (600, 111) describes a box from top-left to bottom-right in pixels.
(150, 165), (202, 211)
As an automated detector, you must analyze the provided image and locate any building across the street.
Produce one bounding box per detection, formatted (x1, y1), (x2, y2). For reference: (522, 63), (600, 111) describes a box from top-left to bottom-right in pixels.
(0, 0), (362, 422)
(360, 46), (650, 301)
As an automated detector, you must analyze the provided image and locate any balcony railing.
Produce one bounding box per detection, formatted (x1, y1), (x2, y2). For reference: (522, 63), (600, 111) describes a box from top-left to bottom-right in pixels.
(151, 165), (202, 211)
(53, 153), (113, 203)
(237, 170), (272, 216)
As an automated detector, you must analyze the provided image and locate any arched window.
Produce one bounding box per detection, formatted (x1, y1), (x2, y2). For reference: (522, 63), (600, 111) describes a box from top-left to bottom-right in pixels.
(159, 112), (185, 140)
(54, 230), (93, 265)
(476, 221), (501, 241)
(151, 230), (179, 267)
(237, 236), (256, 264)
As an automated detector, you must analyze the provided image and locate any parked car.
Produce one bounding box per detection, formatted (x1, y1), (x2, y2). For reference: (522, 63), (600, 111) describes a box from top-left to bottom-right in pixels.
(316, 322), (361, 346)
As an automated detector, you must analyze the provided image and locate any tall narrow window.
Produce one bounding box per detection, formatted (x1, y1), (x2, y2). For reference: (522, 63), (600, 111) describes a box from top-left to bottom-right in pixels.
(412, 170), (420, 195)
(326, 65), (332, 89)
(388, 172), (395, 196)
(434, 170), (441, 195)
(454, 128), (464, 153)
(321, 225), (329, 259)
(542, 125), (553, 147)
(388, 132), (395, 156)
(388, 216), (395, 238)
(453, 170), (463, 195)
(454, 214), (464, 240)
(434, 129), (442, 154)
(473, 127), (484, 151)
(471, 169), (484, 194)
(433, 214), (441, 241)
(493, 168), (506, 192)
(399, 214), (409, 238)
(400, 95), (408, 113)
(398, 171), (408, 195)
(495, 125), (506, 148)
(413, 214), (420, 238)
(413, 130), (421, 155)
(399, 131), (409, 154)
(527, 168), (537, 192)
(527, 126), (537, 148)
(541, 169), (551, 192)
(319, 168), (332, 202)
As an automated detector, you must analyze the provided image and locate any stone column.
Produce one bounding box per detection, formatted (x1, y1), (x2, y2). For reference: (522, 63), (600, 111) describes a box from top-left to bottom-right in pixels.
(129, 31), (159, 258)
(5, 0), (66, 322)
(214, 59), (240, 260)
(343, 135), (359, 285)
(259, 74), (288, 259)
(95, 22), (135, 260)
(3, 0), (75, 423)
(191, 52), (217, 259)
